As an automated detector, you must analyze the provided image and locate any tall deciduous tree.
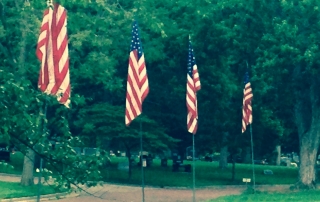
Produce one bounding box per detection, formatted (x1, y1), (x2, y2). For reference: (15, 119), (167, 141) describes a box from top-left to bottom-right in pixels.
(2, 0), (320, 190)
(74, 103), (178, 178)
(0, 0), (115, 187)
(253, 0), (320, 188)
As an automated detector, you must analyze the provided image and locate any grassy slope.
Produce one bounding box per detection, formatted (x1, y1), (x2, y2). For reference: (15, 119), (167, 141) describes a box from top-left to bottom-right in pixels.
(0, 154), (299, 187)
(0, 181), (58, 199)
(101, 157), (298, 187)
(0, 152), (24, 175)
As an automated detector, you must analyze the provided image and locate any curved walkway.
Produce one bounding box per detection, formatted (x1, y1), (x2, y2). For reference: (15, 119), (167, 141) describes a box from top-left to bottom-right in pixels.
(0, 174), (290, 202)
(54, 184), (245, 202)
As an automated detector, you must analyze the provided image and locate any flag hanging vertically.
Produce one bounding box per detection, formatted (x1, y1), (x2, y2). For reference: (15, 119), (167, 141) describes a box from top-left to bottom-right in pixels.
(186, 37), (201, 134)
(36, 2), (71, 107)
(125, 21), (149, 126)
(242, 72), (253, 133)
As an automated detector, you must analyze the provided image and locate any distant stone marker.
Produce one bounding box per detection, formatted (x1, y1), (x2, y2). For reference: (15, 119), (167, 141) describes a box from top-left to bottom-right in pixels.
(118, 162), (129, 171)
(84, 148), (98, 155)
(0, 146), (10, 162)
(73, 147), (83, 155)
(263, 169), (273, 175)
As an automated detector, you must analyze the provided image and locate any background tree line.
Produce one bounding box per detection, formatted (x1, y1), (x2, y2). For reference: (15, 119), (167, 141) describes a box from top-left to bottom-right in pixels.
(0, 0), (319, 189)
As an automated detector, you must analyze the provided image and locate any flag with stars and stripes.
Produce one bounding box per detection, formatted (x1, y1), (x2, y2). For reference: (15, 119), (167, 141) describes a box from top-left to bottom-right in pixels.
(186, 38), (201, 134)
(125, 21), (149, 126)
(242, 72), (253, 133)
(36, 2), (71, 107)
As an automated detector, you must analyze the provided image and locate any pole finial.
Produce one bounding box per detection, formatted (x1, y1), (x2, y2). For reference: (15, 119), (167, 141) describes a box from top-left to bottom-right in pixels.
(47, 0), (53, 9)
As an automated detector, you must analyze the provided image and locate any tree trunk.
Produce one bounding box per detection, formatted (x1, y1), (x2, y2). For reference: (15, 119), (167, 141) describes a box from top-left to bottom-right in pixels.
(219, 132), (229, 169)
(20, 106), (43, 186)
(17, 2), (35, 186)
(243, 147), (251, 164)
(294, 82), (320, 189)
(219, 145), (228, 169)
(276, 145), (281, 166)
(127, 149), (132, 179)
(231, 155), (236, 182)
(296, 130), (319, 189)
(20, 148), (35, 186)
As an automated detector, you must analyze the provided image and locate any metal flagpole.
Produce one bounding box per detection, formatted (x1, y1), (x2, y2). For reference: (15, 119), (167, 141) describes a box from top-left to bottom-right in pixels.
(140, 120), (145, 202)
(249, 124), (256, 193)
(37, 158), (43, 202)
(37, 97), (48, 202)
(192, 134), (196, 202)
(37, 1), (53, 200)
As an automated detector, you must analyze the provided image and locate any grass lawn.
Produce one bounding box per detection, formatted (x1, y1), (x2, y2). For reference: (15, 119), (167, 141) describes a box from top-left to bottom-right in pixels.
(0, 154), (300, 188)
(101, 157), (299, 187)
(208, 190), (320, 201)
(0, 152), (24, 175)
(0, 181), (59, 199)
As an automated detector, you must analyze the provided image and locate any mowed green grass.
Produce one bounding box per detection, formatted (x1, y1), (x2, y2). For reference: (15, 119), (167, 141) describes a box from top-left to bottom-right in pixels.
(0, 154), (299, 188)
(0, 181), (58, 199)
(0, 152), (25, 175)
(101, 157), (298, 187)
(208, 190), (320, 202)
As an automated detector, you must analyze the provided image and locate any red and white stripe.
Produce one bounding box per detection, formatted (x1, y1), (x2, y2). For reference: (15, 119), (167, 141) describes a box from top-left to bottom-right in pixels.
(187, 64), (201, 134)
(36, 3), (70, 107)
(242, 82), (253, 133)
(125, 51), (149, 126)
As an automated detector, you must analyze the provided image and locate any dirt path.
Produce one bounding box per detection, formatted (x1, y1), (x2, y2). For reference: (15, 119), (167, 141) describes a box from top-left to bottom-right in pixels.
(55, 185), (245, 202)
(0, 174), (290, 202)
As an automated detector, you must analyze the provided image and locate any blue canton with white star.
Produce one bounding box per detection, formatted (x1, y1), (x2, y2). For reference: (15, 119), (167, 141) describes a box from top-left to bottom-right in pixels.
(130, 21), (143, 59)
(188, 40), (196, 78)
(244, 71), (250, 84)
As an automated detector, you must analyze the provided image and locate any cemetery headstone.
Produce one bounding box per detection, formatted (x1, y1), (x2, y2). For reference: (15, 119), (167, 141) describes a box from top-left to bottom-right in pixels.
(184, 164), (191, 172)
(161, 158), (168, 167)
(263, 169), (273, 175)
(0, 144), (10, 162)
(172, 152), (183, 172)
(84, 148), (98, 156)
(117, 162), (129, 171)
(172, 153), (183, 165)
(139, 153), (153, 167)
(73, 147), (83, 155)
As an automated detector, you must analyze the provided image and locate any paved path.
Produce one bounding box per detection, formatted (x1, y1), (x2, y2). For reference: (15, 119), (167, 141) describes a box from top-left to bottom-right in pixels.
(0, 174), (291, 202)
(54, 185), (245, 202)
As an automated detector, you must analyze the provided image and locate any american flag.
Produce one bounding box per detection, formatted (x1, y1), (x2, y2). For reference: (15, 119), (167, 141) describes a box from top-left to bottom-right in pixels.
(242, 72), (253, 133)
(186, 38), (201, 134)
(125, 21), (149, 126)
(36, 2), (71, 107)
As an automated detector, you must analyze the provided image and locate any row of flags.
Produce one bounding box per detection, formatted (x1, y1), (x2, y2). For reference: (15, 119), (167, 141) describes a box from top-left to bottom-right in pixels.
(124, 20), (253, 133)
(35, 3), (253, 134)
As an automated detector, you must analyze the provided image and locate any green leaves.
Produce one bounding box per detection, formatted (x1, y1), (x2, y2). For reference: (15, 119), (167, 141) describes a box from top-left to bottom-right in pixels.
(1, 0), (320, 187)
(74, 102), (177, 152)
